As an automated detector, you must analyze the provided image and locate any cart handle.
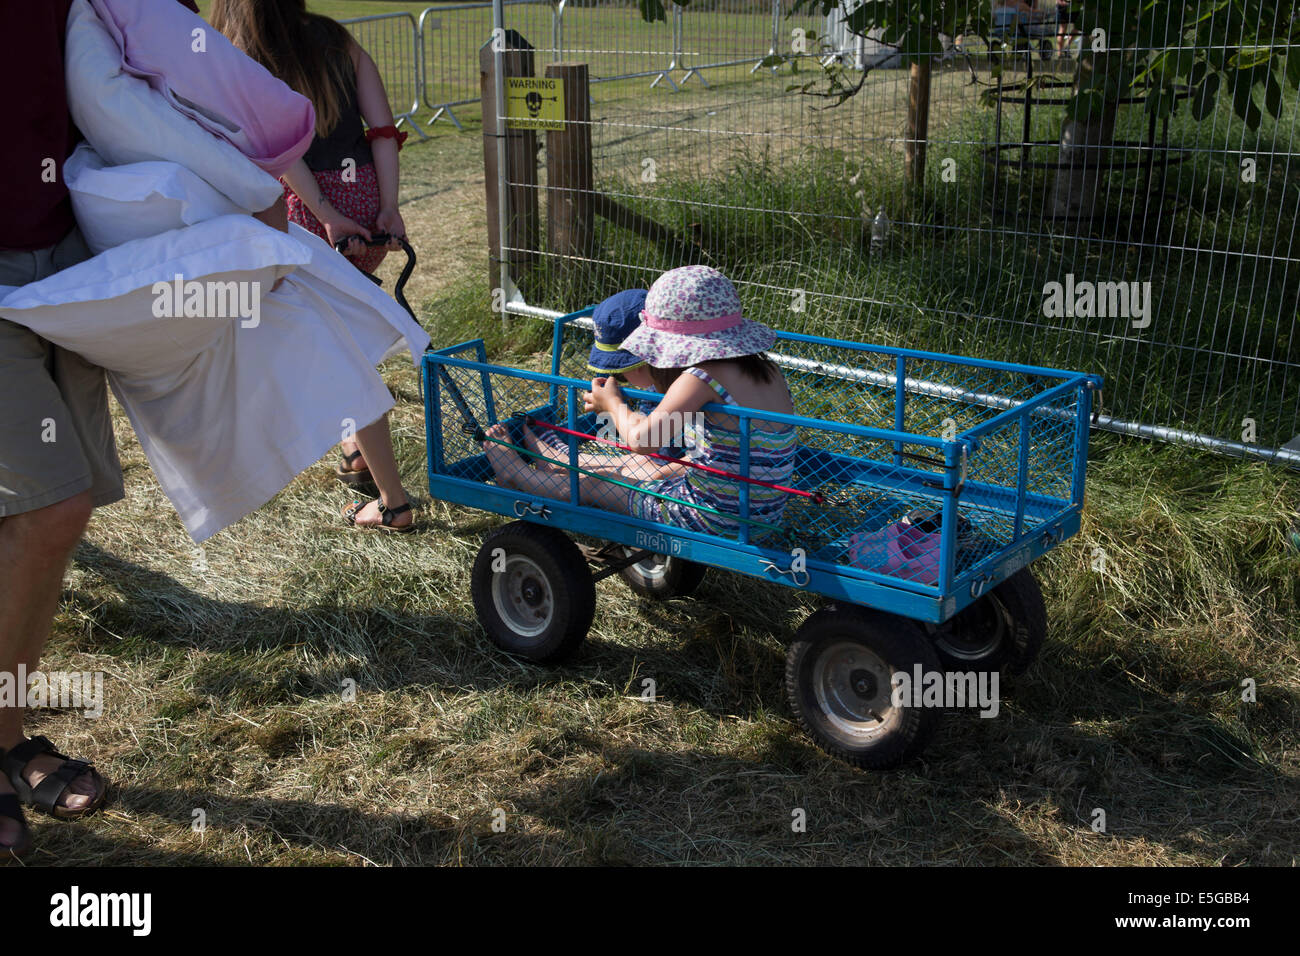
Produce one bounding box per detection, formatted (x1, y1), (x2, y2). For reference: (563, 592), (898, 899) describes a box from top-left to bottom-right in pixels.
(333, 232), (418, 324)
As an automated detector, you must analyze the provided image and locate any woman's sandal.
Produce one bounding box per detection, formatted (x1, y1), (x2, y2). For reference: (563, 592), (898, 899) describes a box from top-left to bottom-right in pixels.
(1, 736), (107, 822)
(342, 498), (416, 533)
(335, 449), (375, 488)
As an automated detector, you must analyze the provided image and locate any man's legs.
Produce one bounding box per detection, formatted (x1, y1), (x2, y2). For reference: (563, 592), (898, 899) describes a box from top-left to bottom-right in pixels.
(0, 493), (99, 848)
(0, 230), (121, 851)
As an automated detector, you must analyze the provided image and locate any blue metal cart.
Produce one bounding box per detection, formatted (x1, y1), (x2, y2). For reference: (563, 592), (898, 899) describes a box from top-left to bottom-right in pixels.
(423, 308), (1101, 768)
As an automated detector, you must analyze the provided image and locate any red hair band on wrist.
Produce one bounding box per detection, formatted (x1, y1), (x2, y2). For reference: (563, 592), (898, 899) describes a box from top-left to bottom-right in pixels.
(365, 125), (409, 150)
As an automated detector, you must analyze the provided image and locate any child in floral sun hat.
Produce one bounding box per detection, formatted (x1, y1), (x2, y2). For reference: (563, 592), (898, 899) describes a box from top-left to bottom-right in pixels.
(484, 266), (798, 541)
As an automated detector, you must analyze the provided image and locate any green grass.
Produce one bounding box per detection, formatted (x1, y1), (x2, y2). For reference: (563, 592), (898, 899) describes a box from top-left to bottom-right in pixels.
(23, 1), (1298, 867)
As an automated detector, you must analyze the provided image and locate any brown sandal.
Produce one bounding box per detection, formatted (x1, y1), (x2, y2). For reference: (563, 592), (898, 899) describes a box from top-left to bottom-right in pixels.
(342, 498), (416, 533)
(335, 449), (375, 488)
(2, 736), (107, 822)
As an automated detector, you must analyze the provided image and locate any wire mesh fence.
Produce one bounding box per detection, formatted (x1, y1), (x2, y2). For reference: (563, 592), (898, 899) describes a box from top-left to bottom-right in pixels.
(484, 0), (1300, 467)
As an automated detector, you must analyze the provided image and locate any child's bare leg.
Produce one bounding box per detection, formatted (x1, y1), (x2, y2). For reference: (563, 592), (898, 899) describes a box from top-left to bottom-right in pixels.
(618, 456), (685, 484)
(522, 425), (565, 467)
(347, 415), (412, 528)
(523, 425), (634, 479)
(484, 424), (546, 490)
(484, 424), (629, 513)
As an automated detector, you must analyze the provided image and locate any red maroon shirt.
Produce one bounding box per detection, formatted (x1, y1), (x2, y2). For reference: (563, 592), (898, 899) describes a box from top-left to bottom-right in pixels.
(3, 0), (201, 252)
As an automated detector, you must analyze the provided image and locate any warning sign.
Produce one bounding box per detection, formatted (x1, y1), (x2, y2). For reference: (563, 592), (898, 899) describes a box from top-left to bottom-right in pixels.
(505, 77), (565, 131)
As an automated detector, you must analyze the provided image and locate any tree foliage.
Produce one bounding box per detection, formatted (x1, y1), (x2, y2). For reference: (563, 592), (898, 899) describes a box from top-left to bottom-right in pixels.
(637, 0), (1300, 128)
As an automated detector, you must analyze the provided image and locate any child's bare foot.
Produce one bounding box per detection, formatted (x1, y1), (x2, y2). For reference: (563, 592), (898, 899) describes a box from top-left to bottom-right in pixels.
(522, 425), (565, 469)
(483, 424), (530, 488)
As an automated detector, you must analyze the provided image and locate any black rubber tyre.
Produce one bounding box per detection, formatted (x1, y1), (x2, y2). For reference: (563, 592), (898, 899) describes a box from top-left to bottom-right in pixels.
(926, 568), (1047, 675)
(618, 551), (707, 600)
(785, 604), (942, 770)
(470, 521), (596, 663)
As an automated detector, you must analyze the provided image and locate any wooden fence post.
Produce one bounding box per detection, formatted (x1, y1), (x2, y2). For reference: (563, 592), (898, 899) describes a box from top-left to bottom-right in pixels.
(904, 58), (932, 197)
(545, 63), (594, 285)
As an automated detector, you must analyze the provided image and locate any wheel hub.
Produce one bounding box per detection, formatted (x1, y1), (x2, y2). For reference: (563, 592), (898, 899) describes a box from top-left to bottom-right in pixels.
(812, 641), (898, 741)
(623, 548), (668, 581)
(850, 669), (877, 699)
(520, 577), (543, 605)
(931, 595), (1007, 661)
(491, 555), (555, 640)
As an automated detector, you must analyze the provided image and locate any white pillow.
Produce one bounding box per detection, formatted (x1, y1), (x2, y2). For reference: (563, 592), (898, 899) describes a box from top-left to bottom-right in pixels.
(0, 215), (305, 376)
(65, 144), (245, 254)
(64, 0), (284, 214)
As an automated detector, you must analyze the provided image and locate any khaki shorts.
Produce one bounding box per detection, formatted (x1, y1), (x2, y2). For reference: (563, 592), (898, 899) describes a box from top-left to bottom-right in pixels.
(0, 229), (123, 518)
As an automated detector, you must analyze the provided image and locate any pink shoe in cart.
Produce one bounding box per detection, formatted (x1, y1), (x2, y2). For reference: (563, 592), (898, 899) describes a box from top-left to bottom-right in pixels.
(845, 509), (976, 585)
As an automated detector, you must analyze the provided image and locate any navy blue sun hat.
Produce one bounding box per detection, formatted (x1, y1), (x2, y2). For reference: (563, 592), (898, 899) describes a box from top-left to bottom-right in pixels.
(587, 289), (649, 374)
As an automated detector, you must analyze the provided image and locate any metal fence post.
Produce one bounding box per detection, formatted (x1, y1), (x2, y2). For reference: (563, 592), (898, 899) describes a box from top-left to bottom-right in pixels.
(340, 12), (428, 139)
(552, 0), (565, 63)
(751, 0), (781, 74)
(489, 1), (517, 324)
(650, 1), (681, 92)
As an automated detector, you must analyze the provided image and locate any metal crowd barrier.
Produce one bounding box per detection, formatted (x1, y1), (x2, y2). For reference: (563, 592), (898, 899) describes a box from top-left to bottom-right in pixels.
(339, 12), (428, 139)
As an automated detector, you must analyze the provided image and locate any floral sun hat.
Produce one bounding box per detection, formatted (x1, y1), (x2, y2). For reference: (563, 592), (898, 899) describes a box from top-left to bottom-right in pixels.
(619, 265), (776, 368)
(587, 289), (648, 374)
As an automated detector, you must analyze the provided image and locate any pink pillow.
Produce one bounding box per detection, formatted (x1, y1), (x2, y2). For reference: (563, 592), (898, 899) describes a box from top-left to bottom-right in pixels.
(88, 0), (316, 178)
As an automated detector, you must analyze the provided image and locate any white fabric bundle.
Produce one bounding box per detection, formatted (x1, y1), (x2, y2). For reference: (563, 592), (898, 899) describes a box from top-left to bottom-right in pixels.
(64, 144), (244, 255)
(0, 0), (431, 541)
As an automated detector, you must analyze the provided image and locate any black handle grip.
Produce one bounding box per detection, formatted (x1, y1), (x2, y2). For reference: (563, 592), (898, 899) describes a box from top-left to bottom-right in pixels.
(333, 232), (418, 323)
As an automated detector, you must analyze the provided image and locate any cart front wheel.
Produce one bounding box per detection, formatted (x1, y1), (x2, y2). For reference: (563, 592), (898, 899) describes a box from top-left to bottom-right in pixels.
(926, 568), (1046, 675)
(618, 551), (707, 600)
(471, 521), (595, 663)
(785, 605), (941, 770)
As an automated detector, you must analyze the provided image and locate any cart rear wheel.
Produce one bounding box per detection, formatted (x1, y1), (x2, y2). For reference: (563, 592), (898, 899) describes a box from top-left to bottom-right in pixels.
(927, 568), (1046, 675)
(618, 551), (707, 600)
(470, 521), (595, 663)
(785, 605), (941, 770)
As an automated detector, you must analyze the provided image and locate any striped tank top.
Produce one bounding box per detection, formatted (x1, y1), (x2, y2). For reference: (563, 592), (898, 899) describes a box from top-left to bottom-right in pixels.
(679, 366), (797, 536)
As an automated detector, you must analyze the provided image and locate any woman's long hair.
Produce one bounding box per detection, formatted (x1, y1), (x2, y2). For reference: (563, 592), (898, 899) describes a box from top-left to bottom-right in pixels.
(210, 0), (355, 137)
